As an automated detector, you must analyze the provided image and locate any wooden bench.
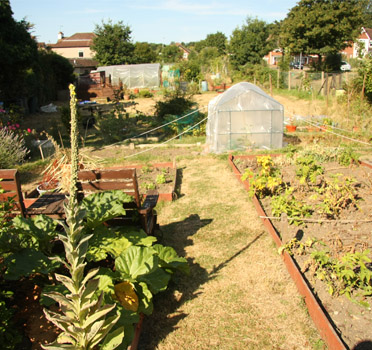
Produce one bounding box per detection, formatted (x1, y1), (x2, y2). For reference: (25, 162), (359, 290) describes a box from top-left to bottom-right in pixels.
(0, 169), (66, 219)
(77, 168), (159, 235)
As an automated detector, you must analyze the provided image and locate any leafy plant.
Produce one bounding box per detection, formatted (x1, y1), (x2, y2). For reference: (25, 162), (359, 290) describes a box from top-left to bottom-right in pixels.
(337, 146), (360, 166)
(142, 182), (156, 190)
(94, 110), (128, 144)
(271, 188), (312, 226)
(316, 174), (359, 218)
(154, 88), (195, 122)
(278, 238), (315, 256)
(42, 84), (124, 350)
(156, 173), (166, 184)
(141, 165), (152, 174)
(241, 155), (283, 198)
(310, 248), (372, 307)
(295, 155), (324, 186)
(138, 89), (153, 98)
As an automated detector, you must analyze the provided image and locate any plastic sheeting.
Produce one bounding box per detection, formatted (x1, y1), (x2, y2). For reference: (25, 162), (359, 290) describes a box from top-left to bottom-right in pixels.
(206, 82), (284, 153)
(96, 63), (160, 89)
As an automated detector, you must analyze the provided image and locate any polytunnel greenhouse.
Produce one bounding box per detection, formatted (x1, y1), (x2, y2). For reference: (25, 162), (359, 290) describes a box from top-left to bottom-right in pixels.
(206, 82), (284, 153)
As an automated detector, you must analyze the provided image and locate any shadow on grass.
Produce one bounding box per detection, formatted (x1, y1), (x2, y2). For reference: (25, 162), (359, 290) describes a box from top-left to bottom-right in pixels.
(139, 214), (264, 349)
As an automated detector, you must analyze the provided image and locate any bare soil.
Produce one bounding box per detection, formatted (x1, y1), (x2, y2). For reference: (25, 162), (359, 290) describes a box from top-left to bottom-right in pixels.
(234, 157), (372, 349)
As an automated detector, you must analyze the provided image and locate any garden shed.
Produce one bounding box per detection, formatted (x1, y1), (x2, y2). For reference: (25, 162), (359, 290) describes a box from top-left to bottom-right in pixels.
(206, 82), (284, 153)
(95, 63), (160, 89)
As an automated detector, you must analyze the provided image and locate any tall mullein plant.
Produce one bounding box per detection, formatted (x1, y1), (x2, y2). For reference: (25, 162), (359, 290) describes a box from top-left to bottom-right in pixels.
(42, 85), (124, 350)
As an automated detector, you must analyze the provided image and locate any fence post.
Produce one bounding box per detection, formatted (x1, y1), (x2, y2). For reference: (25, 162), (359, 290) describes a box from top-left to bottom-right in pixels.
(288, 71), (291, 91)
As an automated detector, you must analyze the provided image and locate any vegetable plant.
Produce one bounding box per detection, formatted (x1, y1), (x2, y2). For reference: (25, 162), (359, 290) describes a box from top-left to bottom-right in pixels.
(241, 155), (283, 198)
(156, 173), (167, 184)
(310, 248), (372, 307)
(271, 188), (312, 226)
(337, 146), (360, 166)
(295, 155), (324, 187)
(316, 174), (359, 218)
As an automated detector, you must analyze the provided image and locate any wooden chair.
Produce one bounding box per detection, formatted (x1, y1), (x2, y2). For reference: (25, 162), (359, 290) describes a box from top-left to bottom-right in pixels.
(77, 168), (159, 235)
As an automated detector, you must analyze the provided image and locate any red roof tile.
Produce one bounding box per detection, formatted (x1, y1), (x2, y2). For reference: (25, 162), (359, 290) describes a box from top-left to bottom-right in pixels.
(50, 33), (96, 48)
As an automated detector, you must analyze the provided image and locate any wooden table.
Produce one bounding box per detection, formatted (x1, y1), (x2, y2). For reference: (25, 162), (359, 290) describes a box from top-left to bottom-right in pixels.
(26, 193), (67, 219)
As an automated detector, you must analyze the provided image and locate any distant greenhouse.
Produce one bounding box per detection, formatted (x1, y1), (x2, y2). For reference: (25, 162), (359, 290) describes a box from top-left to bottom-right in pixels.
(95, 63), (160, 89)
(206, 82), (284, 153)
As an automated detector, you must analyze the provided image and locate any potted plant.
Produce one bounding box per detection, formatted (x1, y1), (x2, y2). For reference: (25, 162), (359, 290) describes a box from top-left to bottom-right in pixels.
(285, 116), (297, 132)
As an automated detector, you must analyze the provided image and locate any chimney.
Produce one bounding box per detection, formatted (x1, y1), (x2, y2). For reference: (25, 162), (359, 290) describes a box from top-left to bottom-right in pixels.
(58, 31), (64, 40)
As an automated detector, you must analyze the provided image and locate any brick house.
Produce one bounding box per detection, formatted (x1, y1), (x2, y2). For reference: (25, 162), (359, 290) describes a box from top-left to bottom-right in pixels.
(341, 27), (372, 59)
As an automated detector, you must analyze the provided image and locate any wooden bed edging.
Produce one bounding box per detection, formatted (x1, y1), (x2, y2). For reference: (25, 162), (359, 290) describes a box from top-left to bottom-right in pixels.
(228, 154), (348, 350)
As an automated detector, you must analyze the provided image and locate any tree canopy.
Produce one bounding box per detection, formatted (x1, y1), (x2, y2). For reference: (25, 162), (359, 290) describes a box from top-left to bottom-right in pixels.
(0, 0), (38, 102)
(133, 42), (157, 64)
(280, 0), (365, 58)
(92, 20), (134, 66)
(160, 45), (182, 63)
(229, 17), (273, 67)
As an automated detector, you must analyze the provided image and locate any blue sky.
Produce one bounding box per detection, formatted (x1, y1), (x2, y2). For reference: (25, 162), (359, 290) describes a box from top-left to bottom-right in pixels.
(11, 0), (298, 45)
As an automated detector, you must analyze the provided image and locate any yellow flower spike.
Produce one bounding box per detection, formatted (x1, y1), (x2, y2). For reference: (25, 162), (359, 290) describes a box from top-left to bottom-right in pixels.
(114, 281), (139, 312)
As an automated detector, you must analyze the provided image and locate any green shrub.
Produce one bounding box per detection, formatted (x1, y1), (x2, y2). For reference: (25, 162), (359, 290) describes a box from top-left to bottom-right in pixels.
(138, 89), (153, 98)
(154, 88), (195, 121)
(94, 111), (128, 144)
(0, 129), (29, 168)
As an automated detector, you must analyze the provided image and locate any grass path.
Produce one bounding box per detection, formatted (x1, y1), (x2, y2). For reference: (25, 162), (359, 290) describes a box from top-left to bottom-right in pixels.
(139, 155), (323, 350)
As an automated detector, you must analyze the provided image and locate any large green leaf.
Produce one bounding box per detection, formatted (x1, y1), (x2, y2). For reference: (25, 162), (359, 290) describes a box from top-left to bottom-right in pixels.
(115, 246), (157, 280)
(152, 244), (190, 275)
(12, 215), (58, 252)
(100, 326), (125, 350)
(87, 233), (132, 262)
(136, 282), (153, 315)
(4, 248), (60, 280)
(139, 267), (171, 294)
(81, 190), (132, 229)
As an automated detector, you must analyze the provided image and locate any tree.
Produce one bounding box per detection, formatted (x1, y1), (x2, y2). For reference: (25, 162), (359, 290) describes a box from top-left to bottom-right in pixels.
(280, 0), (365, 63)
(0, 0), (38, 102)
(363, 0), (372, 27)
(160, 45), (182, 63)
(205, 32), (227, 55)
(92, 20), (134, 66)
(229, 17), (273, 67)
(133, 42), (157, 64)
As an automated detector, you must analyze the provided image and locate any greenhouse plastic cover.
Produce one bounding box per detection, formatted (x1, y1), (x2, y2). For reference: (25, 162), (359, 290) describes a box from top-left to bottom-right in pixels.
(96, 63), (160, 89)
(206, 82), (284, 153)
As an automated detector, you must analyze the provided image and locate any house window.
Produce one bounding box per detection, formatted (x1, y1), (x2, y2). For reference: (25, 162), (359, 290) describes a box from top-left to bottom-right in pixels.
(79, 51), (84, 58)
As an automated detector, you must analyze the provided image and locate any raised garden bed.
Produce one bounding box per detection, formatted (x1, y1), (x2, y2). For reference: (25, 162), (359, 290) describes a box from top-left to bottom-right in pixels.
(108, 162), (178, 202)
(229, 154), (372, 350)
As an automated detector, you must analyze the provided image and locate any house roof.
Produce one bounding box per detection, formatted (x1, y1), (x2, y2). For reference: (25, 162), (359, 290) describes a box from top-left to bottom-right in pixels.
(68, 58), (98, 68)
(364, 27), (372, 40)
(50, 33), (96, 48)
(175, 43), (191, 53)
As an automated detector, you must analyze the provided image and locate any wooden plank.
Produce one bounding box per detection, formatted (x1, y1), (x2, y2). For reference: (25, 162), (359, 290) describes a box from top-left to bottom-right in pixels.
(78, 169), (136, 181)
(78, 182), (136, 192)
(0, 182), (18, 192)
(0, 169), (17, 179)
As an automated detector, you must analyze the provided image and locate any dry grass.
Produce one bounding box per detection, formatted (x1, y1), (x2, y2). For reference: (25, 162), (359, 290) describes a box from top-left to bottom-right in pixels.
(139, 155), (324, 350)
